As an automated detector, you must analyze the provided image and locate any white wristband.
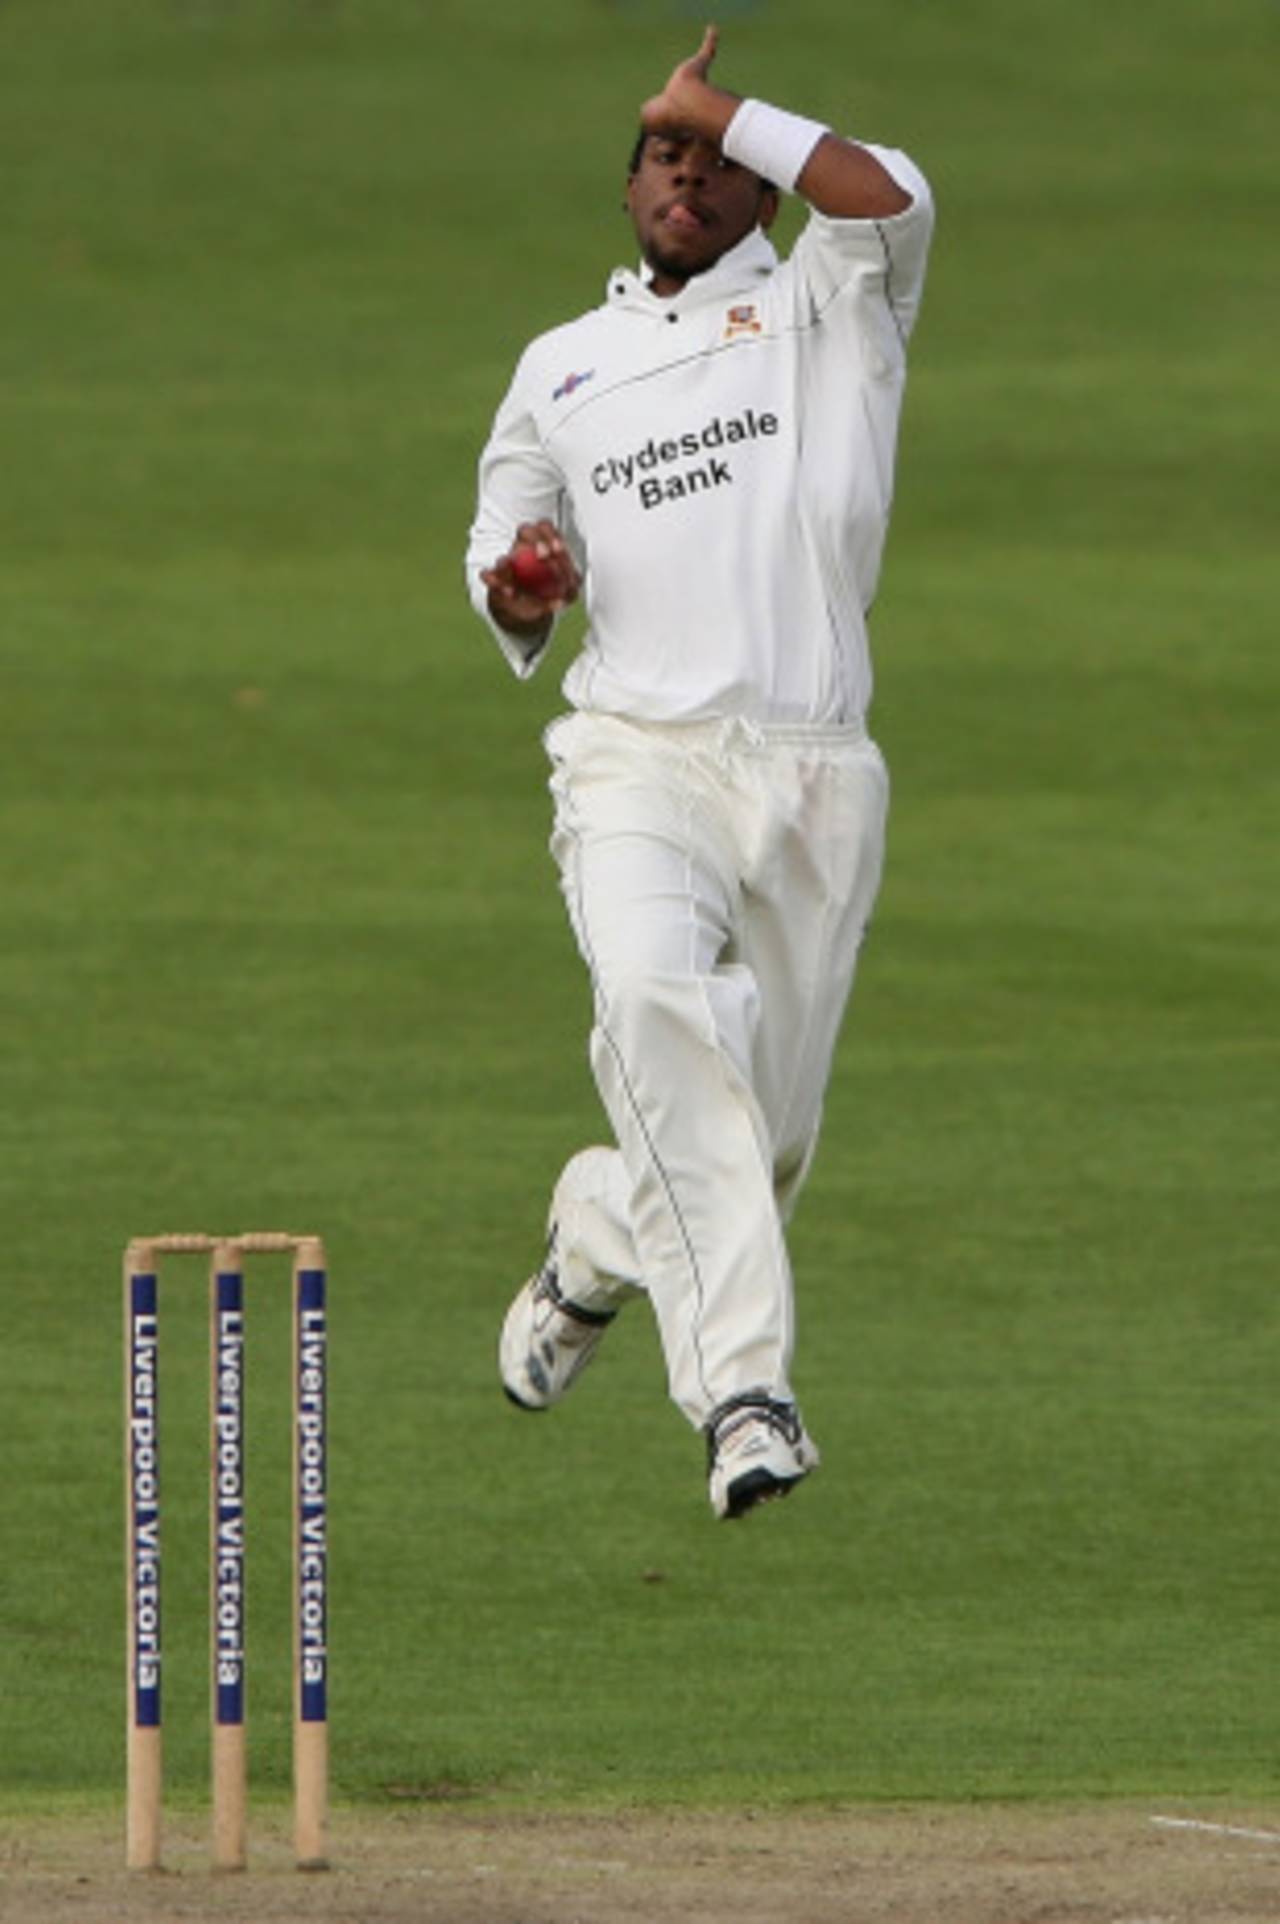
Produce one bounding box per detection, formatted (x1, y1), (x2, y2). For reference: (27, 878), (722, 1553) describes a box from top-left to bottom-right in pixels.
(721, 98), (829, 194)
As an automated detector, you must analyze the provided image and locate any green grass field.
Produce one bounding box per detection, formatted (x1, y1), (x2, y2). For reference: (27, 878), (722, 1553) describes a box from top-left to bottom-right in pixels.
(2, 0), (1277, 1823)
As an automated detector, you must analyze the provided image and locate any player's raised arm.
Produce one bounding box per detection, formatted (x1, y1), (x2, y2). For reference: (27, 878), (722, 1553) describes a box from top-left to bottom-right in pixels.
(639, 23), (913, 219)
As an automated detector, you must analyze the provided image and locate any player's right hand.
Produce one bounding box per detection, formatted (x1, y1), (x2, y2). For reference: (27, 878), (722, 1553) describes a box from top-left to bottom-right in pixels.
(482, 521), (581, 635)
(640, 24), (724, 140)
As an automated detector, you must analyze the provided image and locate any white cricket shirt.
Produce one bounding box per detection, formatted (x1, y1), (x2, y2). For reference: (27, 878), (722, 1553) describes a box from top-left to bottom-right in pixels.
(466, 145), (933, 726)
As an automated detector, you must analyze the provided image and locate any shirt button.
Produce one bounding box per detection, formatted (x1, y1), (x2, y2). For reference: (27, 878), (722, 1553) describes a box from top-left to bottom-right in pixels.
(666, 312), (679, 324)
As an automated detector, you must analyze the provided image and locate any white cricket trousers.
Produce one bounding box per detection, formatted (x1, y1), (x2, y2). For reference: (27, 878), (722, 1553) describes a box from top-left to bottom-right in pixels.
(544, 709), (888, 1431)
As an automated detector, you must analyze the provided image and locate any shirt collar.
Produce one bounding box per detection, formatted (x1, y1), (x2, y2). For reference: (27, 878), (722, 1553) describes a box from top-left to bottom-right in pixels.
(608, 225), (778, 313)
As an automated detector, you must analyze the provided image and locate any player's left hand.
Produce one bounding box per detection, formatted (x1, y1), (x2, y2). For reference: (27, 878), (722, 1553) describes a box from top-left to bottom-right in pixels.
(640, 24), (726, 138)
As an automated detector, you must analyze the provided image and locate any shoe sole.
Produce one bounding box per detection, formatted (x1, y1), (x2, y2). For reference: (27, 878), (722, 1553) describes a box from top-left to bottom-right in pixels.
(502, 1383), (547, 1414)
(721, 1464), (807, 1520)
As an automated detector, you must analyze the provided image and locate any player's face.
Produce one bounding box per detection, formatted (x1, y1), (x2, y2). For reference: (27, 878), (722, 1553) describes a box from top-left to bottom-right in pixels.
(626, 132), (778, 294)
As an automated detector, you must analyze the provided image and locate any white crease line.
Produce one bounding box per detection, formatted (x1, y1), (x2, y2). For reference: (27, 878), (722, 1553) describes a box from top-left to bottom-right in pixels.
(1151, 1816), (1280, 1845)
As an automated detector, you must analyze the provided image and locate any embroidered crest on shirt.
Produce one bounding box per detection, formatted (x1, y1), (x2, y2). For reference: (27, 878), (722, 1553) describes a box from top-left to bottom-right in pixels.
(553, 369), (595, 402)
(723, 304), (762, 341)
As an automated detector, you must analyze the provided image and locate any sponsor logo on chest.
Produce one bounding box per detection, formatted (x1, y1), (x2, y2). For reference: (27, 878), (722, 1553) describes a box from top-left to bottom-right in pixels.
(591, 407), (780, 512)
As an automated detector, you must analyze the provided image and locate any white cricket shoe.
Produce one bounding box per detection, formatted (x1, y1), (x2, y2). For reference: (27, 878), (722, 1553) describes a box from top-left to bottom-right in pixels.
(499, 1233), (617, 1411)
(705, 1394), (821, 1520)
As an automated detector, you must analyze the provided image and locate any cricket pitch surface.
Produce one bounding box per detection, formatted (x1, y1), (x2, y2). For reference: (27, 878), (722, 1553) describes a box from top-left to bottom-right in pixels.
(2, 1803), (1277, 1922)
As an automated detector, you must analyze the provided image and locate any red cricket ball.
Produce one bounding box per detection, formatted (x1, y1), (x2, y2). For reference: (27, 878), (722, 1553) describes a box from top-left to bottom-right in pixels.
(509, 545), (562, 599)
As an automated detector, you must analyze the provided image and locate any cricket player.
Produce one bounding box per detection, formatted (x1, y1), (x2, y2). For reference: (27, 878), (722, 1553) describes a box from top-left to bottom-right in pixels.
(465, 26), (933, 1518)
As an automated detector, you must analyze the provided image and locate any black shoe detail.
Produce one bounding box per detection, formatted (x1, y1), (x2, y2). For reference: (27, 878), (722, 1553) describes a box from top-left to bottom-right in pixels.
(502, 1385), (547, 1413)
(724, 1466), (797, 1520)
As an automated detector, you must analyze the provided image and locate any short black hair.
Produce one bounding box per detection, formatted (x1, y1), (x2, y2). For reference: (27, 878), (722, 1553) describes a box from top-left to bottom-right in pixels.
(627, 127), (776, 195)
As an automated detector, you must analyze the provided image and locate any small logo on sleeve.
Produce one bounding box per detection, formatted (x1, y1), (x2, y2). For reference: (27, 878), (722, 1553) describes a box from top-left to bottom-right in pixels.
(723, 304), (762, 340)
(553, 369), (595, 402)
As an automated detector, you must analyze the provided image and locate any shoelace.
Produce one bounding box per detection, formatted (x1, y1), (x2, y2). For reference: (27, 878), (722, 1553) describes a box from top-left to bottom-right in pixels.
(704, 1391), (800, 1472)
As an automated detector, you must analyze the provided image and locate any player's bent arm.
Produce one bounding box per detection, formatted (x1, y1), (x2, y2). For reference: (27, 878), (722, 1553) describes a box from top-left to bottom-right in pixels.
(793, 135), (912, 219)
(786, 144), (934, 347)
(721, 102), (916, 220)
(466, 358), (578, 674)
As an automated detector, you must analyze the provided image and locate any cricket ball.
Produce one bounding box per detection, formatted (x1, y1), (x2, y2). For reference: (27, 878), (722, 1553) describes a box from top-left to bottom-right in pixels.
(509, 545), (561, 599)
